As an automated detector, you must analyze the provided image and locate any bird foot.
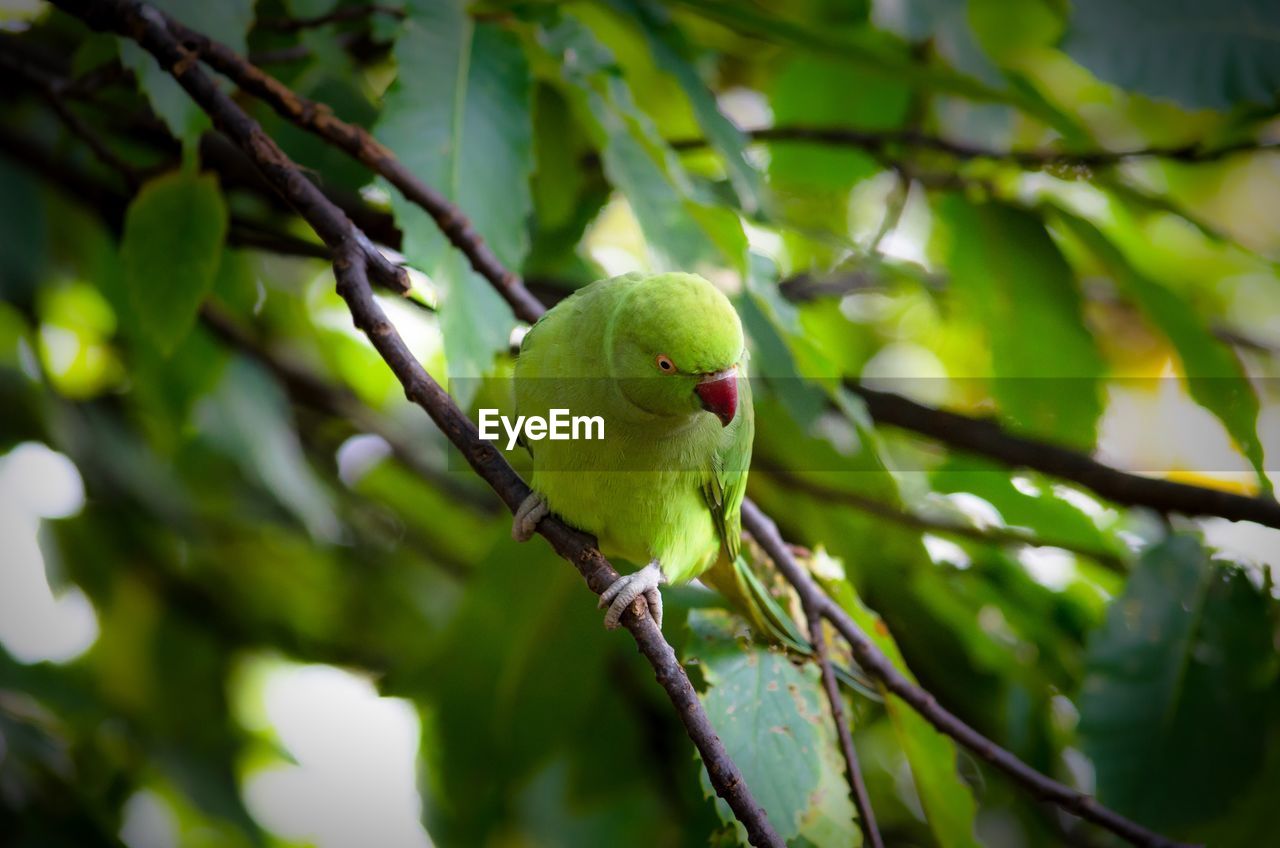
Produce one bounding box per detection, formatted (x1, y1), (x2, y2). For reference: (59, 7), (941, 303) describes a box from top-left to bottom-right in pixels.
(511, 491), (550, 542)
(599, 561), (666, 630)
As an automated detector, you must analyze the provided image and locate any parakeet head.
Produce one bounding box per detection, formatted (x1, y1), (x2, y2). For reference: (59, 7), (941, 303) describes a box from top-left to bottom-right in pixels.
(606, 272), (746, 427)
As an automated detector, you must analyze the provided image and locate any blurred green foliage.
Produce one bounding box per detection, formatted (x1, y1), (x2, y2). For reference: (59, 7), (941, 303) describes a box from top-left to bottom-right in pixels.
(1, 1), (1279, 847)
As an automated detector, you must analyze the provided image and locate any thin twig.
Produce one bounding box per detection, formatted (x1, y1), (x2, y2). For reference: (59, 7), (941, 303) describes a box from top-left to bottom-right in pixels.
(54, 2), (781, 843)
(740, 500), (1189, 848)
(805, 606), (884, 848)
(158, 13), (545, 323)
(849, 382), (1280, 530)
(669, 125), (1280, 169)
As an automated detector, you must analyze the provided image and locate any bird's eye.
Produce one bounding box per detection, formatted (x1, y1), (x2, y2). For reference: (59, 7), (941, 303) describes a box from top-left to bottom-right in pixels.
(655, 354), (676, 374)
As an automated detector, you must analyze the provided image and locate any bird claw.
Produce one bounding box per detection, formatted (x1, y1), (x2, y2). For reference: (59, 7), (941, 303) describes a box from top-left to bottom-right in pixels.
(511, 491), (550, 542)
(599, 561), (666, 630)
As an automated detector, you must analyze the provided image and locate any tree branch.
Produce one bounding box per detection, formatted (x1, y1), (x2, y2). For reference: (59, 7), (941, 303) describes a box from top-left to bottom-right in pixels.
(53, 1), (781, 843)
(849, 382), (1280, 530)
(158, 14), (545, 323)
(670, 125), (1280, 169)
(805, 605), (884, 848)
(740, 500), (1189, 848)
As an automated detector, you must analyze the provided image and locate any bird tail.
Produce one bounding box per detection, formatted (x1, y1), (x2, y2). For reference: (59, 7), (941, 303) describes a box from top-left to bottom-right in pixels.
(701, 554), (880, 700)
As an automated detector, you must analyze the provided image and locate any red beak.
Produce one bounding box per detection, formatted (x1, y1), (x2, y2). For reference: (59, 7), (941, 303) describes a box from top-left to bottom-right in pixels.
(695, 368), (738, 427)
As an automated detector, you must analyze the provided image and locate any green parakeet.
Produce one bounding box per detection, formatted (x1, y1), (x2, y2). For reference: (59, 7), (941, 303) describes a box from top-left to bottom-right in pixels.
(510, 271), (753, 630)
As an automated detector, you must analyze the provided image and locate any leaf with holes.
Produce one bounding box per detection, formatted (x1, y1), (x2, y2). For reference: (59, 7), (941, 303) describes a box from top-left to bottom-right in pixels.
(688, 609), (860, 846)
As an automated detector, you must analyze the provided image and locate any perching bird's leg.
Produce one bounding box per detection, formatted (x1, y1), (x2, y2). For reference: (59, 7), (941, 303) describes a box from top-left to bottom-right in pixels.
(511, 491), (550, 541)
(599, 560), (666, 630)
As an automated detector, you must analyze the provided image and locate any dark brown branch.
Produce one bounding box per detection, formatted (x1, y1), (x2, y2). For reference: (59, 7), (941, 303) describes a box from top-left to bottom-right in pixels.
(256, 3), (405, 32)
(157, 14), (546, 324)
(54, 1), (781, 843)
(669, 125), (1280, 169)
(805, 605), (884, 848)
(849, 382), (1280, 530)
(740, 500), (1189, 848)
(759, 463), (1127, 572)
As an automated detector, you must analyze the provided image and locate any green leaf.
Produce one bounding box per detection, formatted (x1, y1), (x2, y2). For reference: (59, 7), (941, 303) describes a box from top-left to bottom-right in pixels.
(118, 41), (211, 148)
(941, 198), (1105, 449)
(1063, 0), (1280, 110)
(1053, 209), (1269, 492)
(768, 52), (907, 269)
(121, 171), (228, 353)
(525, 84), (610, 283)
(1078, 536), (1277, 830)
(672, 0), (999, 102)
(376, 0), (532, 407)
(605, 0), (764, 214)
(687, 609), (860, 846)
(741, 254), (844, 423)
(822, 579), (980, 848)
(536, 11), (746, 275)
(154, 0), (255, 53)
